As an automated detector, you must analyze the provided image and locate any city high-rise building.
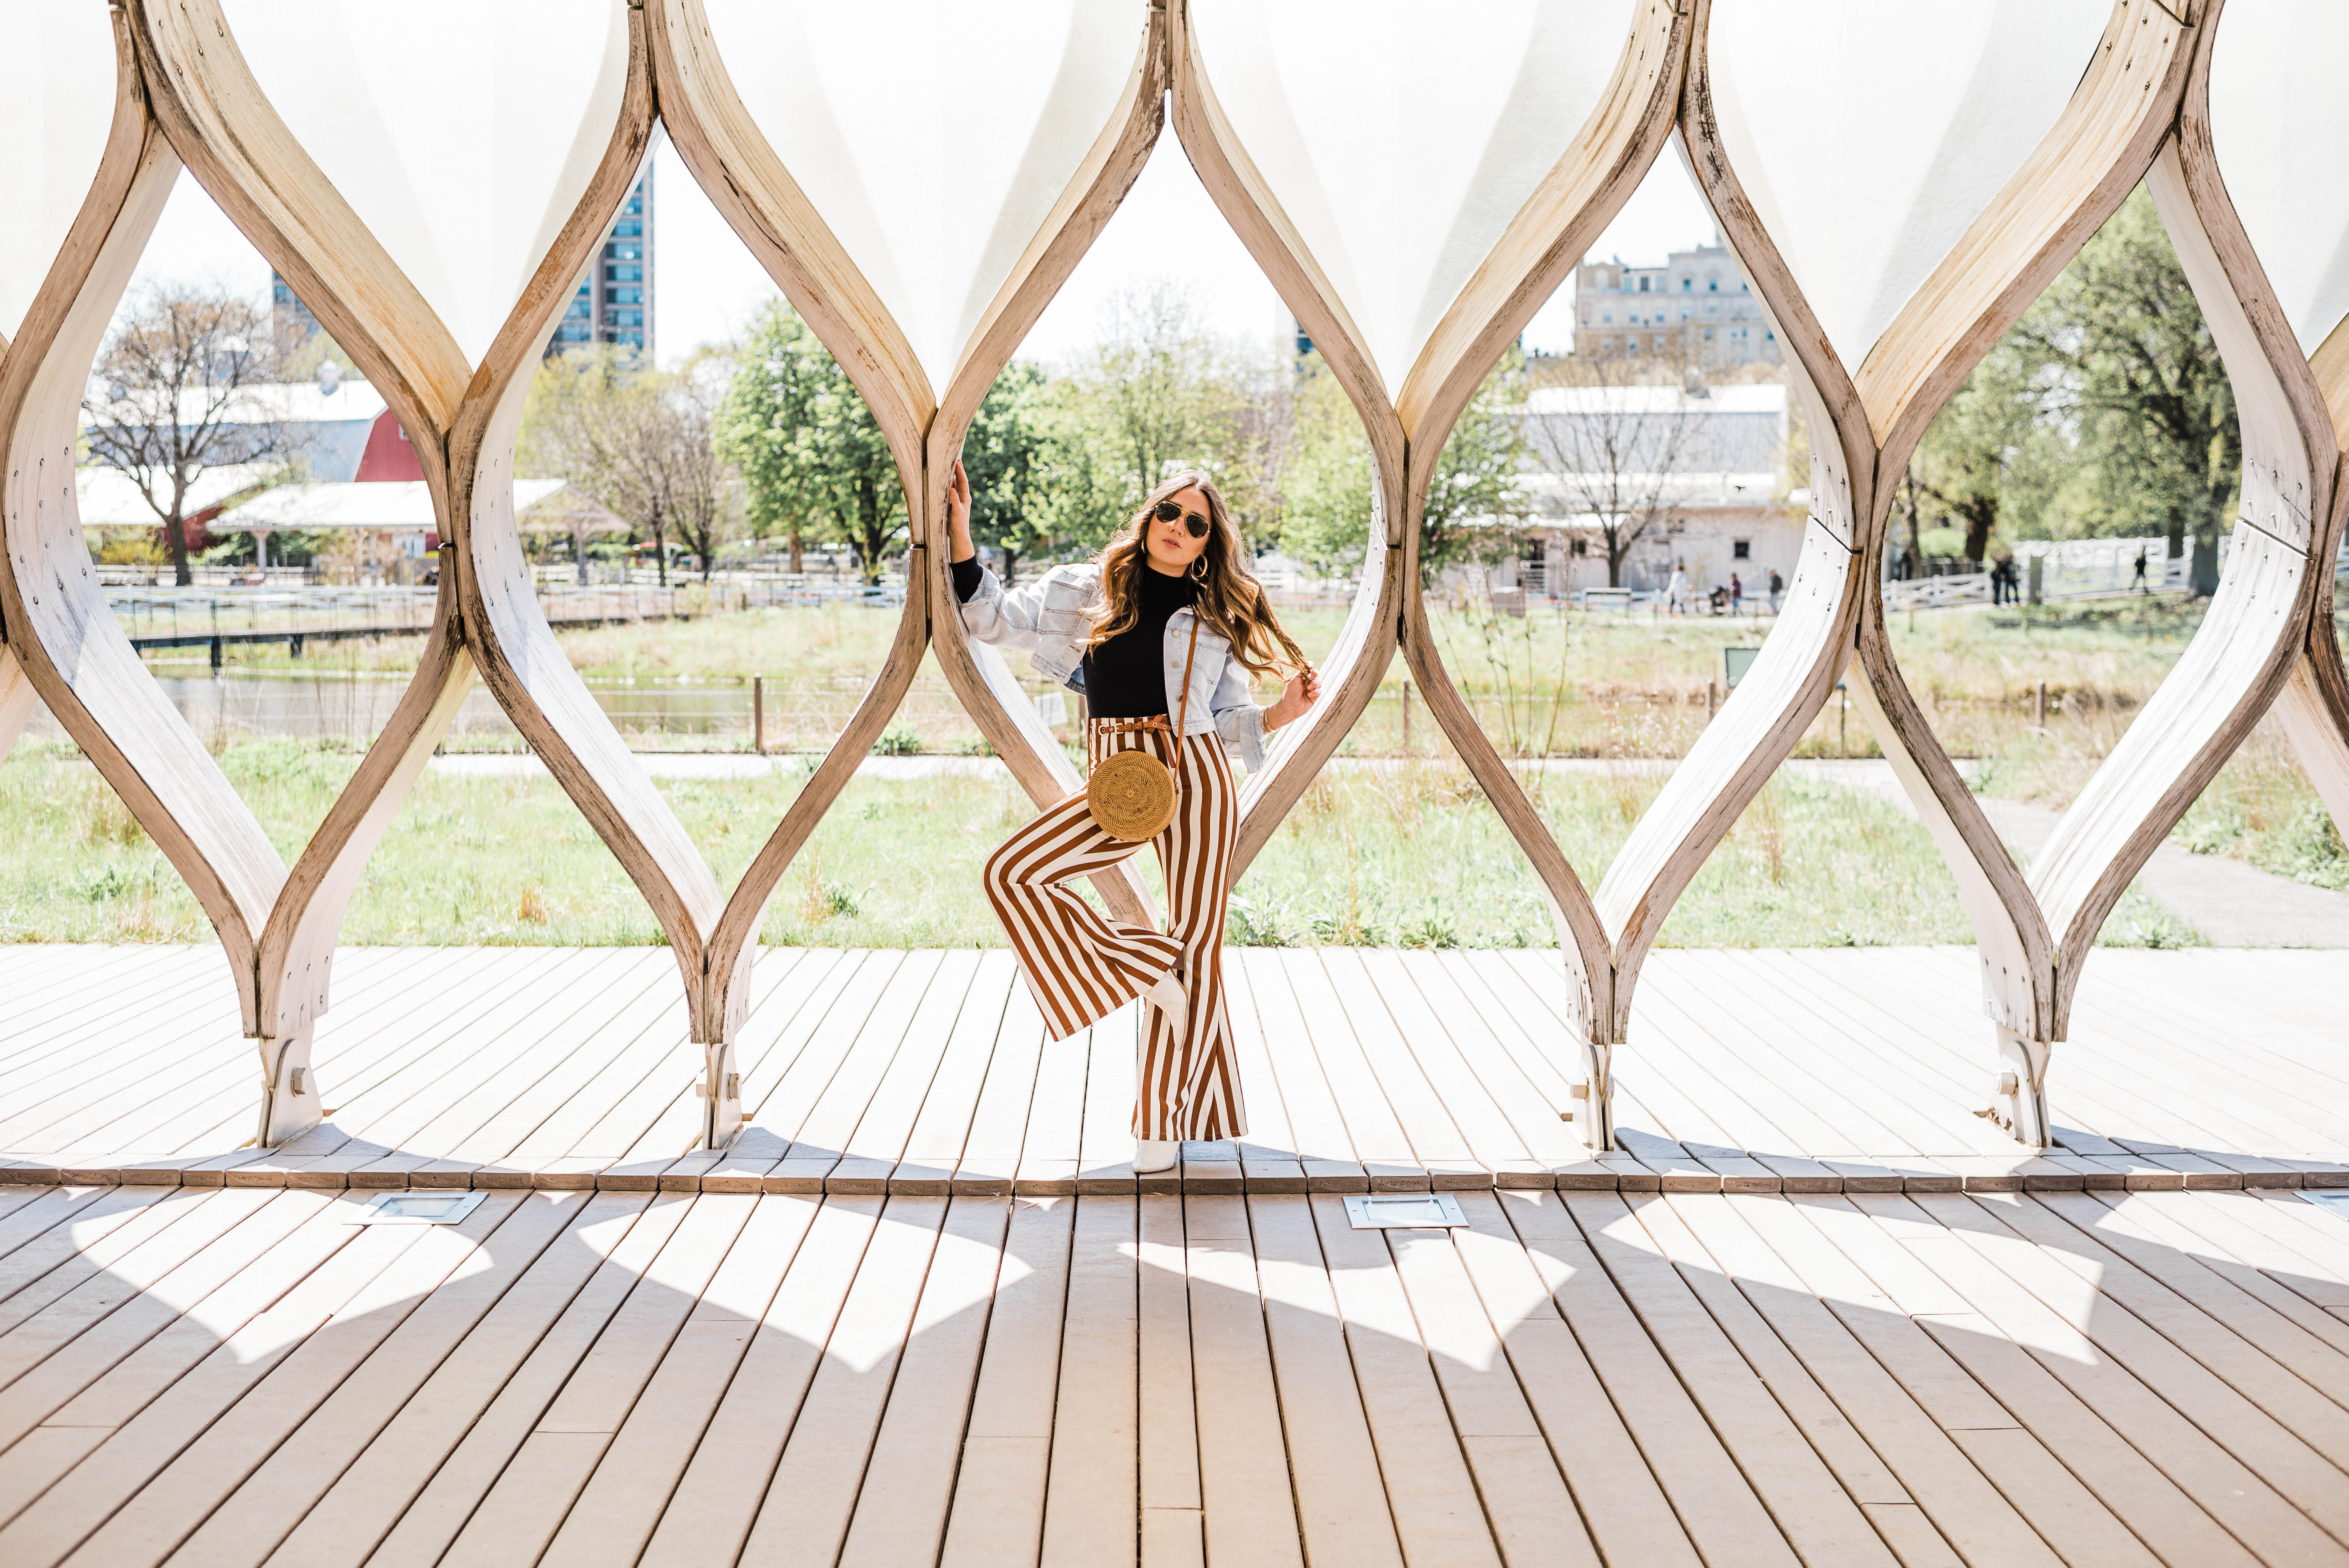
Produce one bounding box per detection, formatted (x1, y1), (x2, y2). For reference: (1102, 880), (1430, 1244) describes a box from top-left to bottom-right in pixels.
(275, 161), (654, 367)
(548, 163), (653, 361)
(1570, 239), (1778, 366)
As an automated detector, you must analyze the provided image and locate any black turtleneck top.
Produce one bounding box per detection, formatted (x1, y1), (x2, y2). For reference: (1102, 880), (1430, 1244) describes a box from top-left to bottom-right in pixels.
(953, 554), (1197, 719)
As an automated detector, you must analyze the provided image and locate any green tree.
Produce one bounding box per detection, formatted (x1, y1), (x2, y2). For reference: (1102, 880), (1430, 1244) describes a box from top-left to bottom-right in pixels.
(1909, 345), (2067, 567)
(1040, 282), (1254, 551)
(717, 302), (905, 584)
(1282, 350), (1527, 585)
(521, 346), (739, 585)
(2010, 186), (2238, 592)
(959, 362), (1055, 585)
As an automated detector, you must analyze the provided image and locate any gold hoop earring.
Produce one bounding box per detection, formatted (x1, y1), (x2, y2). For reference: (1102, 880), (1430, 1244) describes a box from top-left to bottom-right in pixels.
(1189, 557), (1208, 582)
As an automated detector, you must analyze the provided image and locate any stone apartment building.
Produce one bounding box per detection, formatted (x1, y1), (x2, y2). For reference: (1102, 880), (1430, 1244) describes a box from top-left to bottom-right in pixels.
(1570, 239), (1780, 366)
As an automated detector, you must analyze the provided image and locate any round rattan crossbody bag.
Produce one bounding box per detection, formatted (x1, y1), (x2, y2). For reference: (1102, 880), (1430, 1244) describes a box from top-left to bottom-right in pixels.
(1086, 614), (1202, 841)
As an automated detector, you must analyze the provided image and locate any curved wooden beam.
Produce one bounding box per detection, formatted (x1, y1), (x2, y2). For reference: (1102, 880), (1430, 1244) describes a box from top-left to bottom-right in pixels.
(1842, 0), (2195, 1139)
(135, 0), (727, 1140)
(657, 0), (1170, 1045)
(254, 555), (475, 1048)
(1392, 0), (1690, 1142)
(1168, 0), (1408, 886)
(0, 650), (34, 764)
(1613, 0), (1880, 1058)
(1674, 0), (2197, 1146)
(2273, 275), (2349, 832)
(0, 14), (286, 1045)
(2032, 125), (2336, 1021)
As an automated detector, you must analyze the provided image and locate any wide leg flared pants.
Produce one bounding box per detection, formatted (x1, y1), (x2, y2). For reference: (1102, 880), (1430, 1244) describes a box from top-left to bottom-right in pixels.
(982, 725), (1246, 1142)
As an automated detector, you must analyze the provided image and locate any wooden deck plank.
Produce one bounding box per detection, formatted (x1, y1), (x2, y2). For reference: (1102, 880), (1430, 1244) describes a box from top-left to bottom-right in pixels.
(361, 1192), (693, 1568)
(636, 1194), (884, 1568)
(736, 1194), (950, 1568)
(449, 956), (709, 1176)
(1946, 1192), (2349, 1534)
(1446, 1191), (1700, 1567)
(1242, 1194), (1405, 1568)
(51, 1192), (534, 1567)
(1315, 949), (1505, 1187)
(162, 1189), (590, 1566)
(894, 953), (1018, 1193)
(2029, 1192), (2349, 1419)
(838, 1197), (1014, 1568)
(438, 1192), (761, 1568)
(819, 949), (980, 1191)
(253, 1194), (656, 1568)
(1305, 1192), (1504, 1566)
(1790, 1190), (2260, 1568)
(1383, 1220), (1599, 1568)
(1673, 1192), (2096, 1568)
(0, 1186), (271, 1395)
(1343, 949), (1549, 1185)
(940, 1196), (1073, 1566)
(1231, 953), (1364, 1190)
(0, 1189), (309, 1453)
(1513, 1191), (1806, 1567)
(1852, 1192), (2349, 1566)
(1179, 1194), (1304, 1568)
(0, 1192), (361, 1538)
(0, 1194), (458, 1566)
(950, 980), (1045, 1196)
(535, 1192), (821, 1568)
(1075, 1014), (1140, 1192)
(1135, 1192), (1199, 1561)
(1038, 1196), (1138, 1568)
(1277, 955), (1425, 1189)
(1393, 952), (1584, 1179)
(1215, 952), (1307, 1191)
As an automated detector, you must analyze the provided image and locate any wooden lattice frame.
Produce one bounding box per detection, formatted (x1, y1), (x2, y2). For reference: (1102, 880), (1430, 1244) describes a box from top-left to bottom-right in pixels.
(0, 0), (2342, 1154)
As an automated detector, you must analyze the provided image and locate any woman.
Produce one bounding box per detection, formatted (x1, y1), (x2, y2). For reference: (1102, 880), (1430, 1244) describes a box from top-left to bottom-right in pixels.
(945, 460), (1320, 1174)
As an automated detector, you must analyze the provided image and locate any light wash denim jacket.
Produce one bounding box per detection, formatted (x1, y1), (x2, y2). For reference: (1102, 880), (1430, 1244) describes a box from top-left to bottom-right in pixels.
(957, 561), (1269, 773)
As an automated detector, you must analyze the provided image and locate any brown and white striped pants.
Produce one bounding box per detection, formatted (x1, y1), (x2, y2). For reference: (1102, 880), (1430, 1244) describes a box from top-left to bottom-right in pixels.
(982, 723), (1246, 1142)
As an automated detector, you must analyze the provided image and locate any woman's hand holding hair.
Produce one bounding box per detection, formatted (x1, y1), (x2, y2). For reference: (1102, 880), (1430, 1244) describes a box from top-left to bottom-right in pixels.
(1262, 662), (1321, 731)
(945, 458), (974, 563)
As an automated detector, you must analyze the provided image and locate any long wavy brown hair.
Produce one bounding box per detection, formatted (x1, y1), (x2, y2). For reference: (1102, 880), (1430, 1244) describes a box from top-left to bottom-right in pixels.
(1086, 471), (1306, 682)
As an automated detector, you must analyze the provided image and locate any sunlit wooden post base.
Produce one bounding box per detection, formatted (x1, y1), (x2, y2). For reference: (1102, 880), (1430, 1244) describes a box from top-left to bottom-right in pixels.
(252, 1026), (321, 1148)
(1985, 1026), (2054, 1150)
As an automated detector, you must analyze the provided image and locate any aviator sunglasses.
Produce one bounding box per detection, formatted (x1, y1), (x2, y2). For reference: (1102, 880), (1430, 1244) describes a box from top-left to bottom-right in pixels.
(1151, 498), (1212, 538)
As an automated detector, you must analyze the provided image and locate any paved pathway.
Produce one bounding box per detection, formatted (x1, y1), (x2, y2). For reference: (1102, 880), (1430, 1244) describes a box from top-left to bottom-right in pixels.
(1792, 758), (2349, 948)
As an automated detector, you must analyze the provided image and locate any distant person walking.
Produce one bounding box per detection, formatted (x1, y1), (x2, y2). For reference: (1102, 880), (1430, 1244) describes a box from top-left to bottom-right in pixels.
(1990, 553), (2011, 606)
(1766, 568), (1783, 615)
(1730, 572), (1744, 616)
(1666, 560), (1692, 616)
(2132, 546), (2149, 592)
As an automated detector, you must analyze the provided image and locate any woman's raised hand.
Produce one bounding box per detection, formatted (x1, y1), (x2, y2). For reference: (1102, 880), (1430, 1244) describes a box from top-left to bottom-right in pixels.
(946, 458), (974, 560)
(1264, 663), (1321, 731)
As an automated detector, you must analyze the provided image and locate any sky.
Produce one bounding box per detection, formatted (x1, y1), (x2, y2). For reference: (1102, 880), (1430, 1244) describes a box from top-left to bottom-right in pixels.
(129, 128), (1722, 374)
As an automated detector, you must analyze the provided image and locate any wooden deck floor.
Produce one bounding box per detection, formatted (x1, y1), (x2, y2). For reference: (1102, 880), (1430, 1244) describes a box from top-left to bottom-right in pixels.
(1, 949), (2347, 1564)
(0, 947), (2343, 1194)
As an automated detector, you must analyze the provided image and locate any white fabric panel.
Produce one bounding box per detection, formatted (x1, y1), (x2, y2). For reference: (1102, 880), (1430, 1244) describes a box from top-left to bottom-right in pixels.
(1189, 0), (1634, 398)
(2209, 0), (2349, 355)
(702, 0), (1138, 392)
(0, 2), (118, 340)
(221, 0), (631, 367)
(1708, 0), (2108, 367)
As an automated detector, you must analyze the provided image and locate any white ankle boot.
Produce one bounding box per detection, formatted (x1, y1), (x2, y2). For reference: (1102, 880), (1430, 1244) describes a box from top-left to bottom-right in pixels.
(1134, 1138), (1179, 1173)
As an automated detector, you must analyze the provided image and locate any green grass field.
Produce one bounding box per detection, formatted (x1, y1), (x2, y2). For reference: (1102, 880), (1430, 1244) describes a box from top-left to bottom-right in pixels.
(16, 589), (2335, 947)
(0, 736), (2198, 949)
